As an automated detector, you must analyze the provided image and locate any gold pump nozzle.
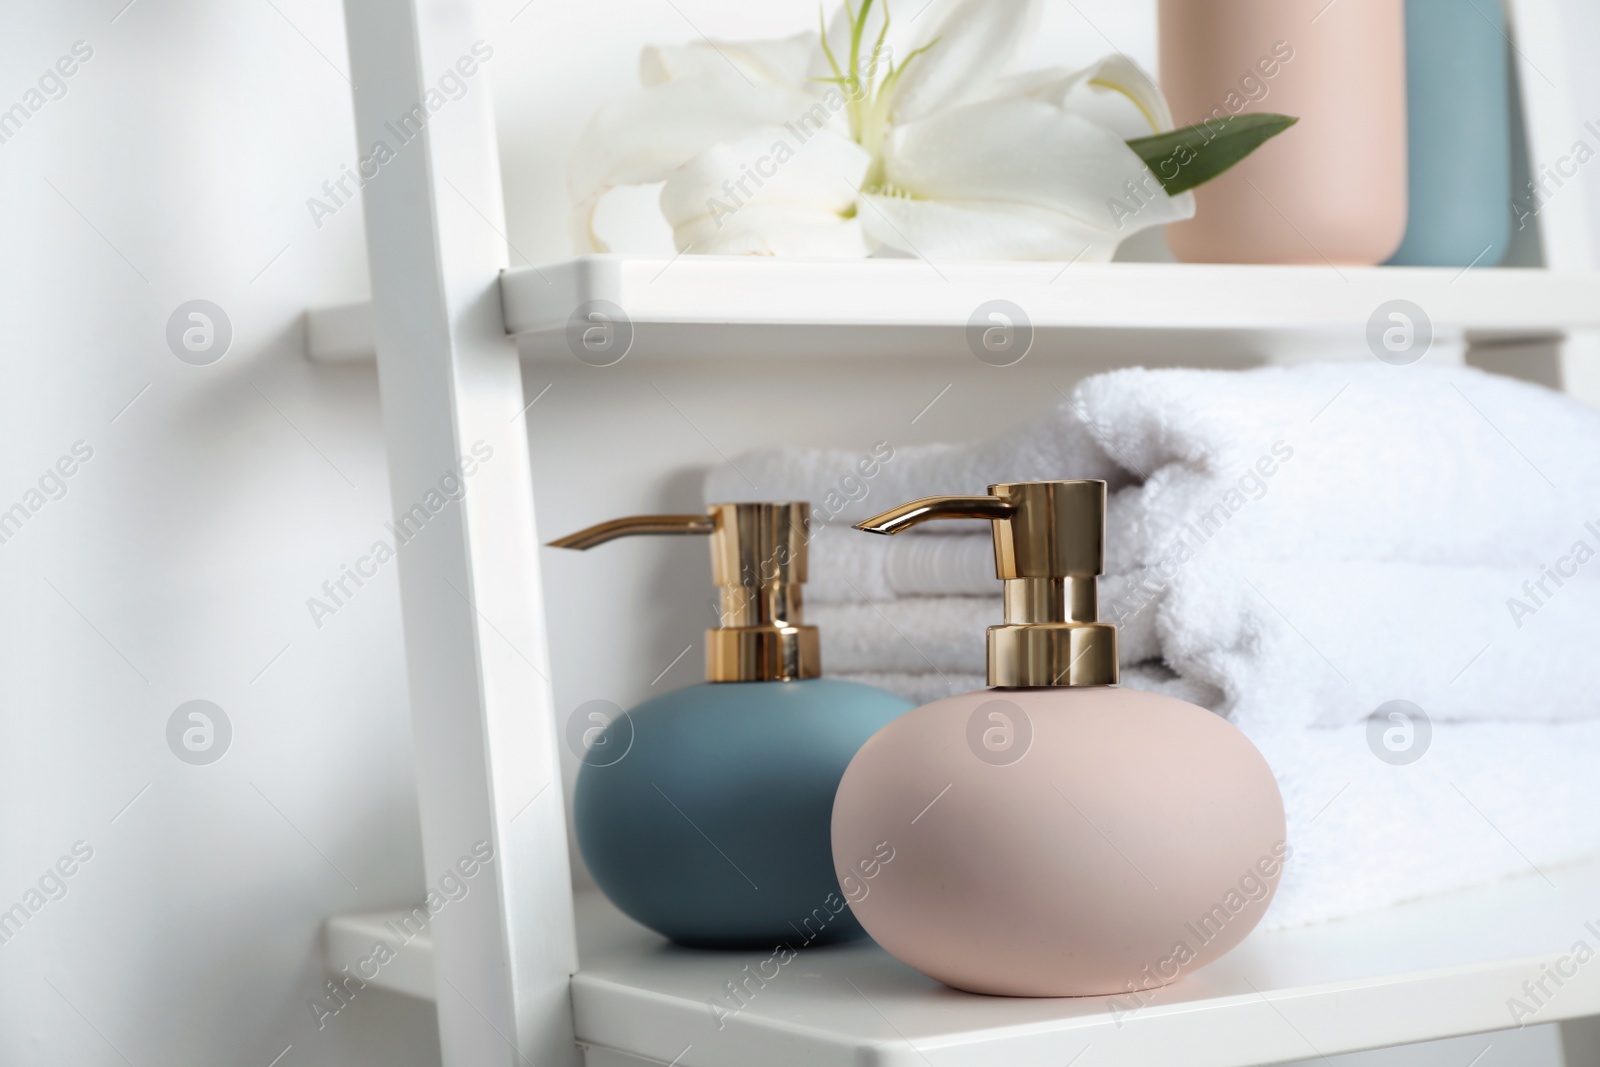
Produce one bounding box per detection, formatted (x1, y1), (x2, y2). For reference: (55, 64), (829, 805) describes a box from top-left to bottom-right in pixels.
(856, 481), (1117, 688)
(550, 502), (820, 683)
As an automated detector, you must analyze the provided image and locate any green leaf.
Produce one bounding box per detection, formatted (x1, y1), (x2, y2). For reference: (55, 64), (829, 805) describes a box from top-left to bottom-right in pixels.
(1125, 113), (1297, 196)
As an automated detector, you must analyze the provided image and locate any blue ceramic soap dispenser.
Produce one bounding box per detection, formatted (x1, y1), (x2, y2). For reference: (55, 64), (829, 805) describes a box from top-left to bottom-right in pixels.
(1387, 0), (1514, 266)
(550, 502), (913, 948)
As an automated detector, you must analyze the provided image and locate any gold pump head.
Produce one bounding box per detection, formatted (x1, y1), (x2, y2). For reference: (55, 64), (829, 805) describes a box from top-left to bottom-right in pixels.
(550, 502), (820, 683)
(856, 480), (1117, 688)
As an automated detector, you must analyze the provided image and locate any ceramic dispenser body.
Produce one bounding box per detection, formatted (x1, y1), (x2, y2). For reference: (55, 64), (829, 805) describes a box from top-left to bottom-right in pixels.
(1159, 0), (1409, 265)
(832, 482), (1287, 996)
(1386, 0), (1513, 267)
(553, 503), (913, 948)
(578, 677), (910, 947)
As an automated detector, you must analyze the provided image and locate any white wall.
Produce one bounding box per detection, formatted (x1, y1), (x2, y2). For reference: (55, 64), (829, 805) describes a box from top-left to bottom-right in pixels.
(0, 1), (433, 1063)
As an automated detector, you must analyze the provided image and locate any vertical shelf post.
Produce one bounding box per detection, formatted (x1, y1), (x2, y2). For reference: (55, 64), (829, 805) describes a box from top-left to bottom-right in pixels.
(1504, 0), (1600, 406)
(341, 2), (579, 1064)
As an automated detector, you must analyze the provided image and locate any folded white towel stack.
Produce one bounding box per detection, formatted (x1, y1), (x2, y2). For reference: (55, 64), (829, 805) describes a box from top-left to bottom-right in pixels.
(706, 363), (1600, 929)
(714, 363), (1600, 566)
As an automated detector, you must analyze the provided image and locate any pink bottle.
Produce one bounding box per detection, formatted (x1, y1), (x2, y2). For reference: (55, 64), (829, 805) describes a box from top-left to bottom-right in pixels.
(1158, 0), (1409, 264)
(832, 481), (1287, 997)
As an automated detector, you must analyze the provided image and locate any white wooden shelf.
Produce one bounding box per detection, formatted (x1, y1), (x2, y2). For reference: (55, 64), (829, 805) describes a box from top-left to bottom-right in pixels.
(328, 857), (1600, 1067)
(305, 256), (1600, 365)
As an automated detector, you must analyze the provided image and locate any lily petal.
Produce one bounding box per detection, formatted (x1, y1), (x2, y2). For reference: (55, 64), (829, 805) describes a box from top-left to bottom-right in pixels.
(989, 55), (1172, 133)
(1079, 54), (1173, 132)
(672, 204), (871, 257)
(641, 32), (818, 91)
(887, 0), (1038, 124)
(869, 96), (1194, 259)
(569, 79), (817, 251)
(660, 125), (871, 255)
(858, 194), (1131, 260)
(884, 97), (1190, 223)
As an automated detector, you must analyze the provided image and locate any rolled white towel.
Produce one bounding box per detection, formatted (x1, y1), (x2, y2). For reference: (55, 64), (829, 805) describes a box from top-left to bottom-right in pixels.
(812, 597), (996, 675)
(707, 411), (1125, 532)
(1086, 364), (1600, 572)
(1151, 560), (1600, 734)
(708, 363), (1600, 570)
(805, 525), (995, 603)
(1254, 719), (1600, 929)
(812, 563), (1600, 731)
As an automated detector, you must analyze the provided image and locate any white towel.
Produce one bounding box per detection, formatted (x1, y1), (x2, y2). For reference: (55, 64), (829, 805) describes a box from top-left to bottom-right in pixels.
(805, 525), (995, 603)
(814, 563), (1600, 731)
(813, 597), (993, 675)
(1149, 561), (1600, 732)
(708, 363), (1600, 570)
(708, 403), (1126, 527)
(1252, 719), (1600, 930)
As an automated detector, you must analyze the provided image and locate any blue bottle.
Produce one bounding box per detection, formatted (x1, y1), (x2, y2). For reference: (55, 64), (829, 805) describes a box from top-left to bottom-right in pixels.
(551, 503), (913, 948)
(1387, 0), (1513, 266)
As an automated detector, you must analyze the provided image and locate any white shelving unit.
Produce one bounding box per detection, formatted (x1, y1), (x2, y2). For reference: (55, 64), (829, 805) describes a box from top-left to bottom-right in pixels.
(331, 860), (1600, 1067)
(309, 257), (1600, 366)
(329, 1), (1600, 1065)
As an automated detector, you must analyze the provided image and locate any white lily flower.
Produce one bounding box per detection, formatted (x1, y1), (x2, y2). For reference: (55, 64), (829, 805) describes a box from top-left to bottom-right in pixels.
(568, 0), (1194, 260)
(660, 125), (873, 256)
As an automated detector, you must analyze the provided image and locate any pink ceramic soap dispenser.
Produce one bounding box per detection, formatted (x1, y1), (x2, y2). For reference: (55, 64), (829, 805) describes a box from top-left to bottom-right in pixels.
(831, 481), (1287, 997)
(1158, 0), (1408, 264)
